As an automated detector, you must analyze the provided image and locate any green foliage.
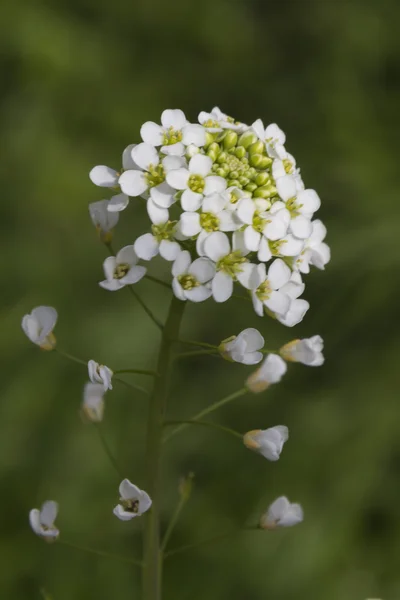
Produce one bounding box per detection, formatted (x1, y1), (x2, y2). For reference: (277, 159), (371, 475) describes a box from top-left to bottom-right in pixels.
(1, 0), (399, 598)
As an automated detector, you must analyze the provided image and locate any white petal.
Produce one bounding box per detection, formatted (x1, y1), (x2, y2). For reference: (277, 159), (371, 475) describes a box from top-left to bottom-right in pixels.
(108, 193), (129, 212)
(252, 293), (264, 317)
(202, 192), (226, 214)
(40, 501), (58, 527)
(147, 198), (169, 225)
(166, 168), (189, 190)
(172, 250), (191, 276)
(240, 328), (264, 352)
(138, 490), (152, 514)
(196, 230), (209, 256)
(99, 279), (124, 291)
(280, 504), (303, 527)
(264, 291), (290, 316)
(212, 271), (233, 302)
(31, 306), (58, 339)
(161, 142), (185, 156)
(89, 165), (118, 187)
(113, 504), (136, 521)
(189, 154), (212, 177)
(161, 109), (186, 130)
(122, 144), (137, 170)
(311, 243), (331, 269)
(116, 245), (138, 266)
(172, 277), (186, 301)
(263, 215), (288, 241)
(251, 119), (265, 140)
(268, 259), (291, 290)
(189, 257), (215, 283)
(119, 478), (141, 500)
(204, 231), (230, 262)
(290, 215), (312, 239)
(280, 235), (304, 256)
(89, 199), (119, 229)
(121, 266), (147, 285)
(240, 351), (263, 365)
(159, 240), (181, 261)
(162, 155), (187, 171)
(185, 285), (213, 302)
(237, 197), (256, 225)
(203, 176), (227, 195)
(29, 509), (42, 535)
(140, 122), (164, 146)
(132, 143), (160, 170)
(180, 212), (201, 237)
(181, 189), (203, 211)
(257, 237), (272, 262)
(134, 234), (159, 261)
(150, 183), (176, 208)
(260, 354), (287, 383)
(244, 226), (261, 252)
(278, 299), (310, 327)
(119, 170), (148, 196)
(103, 256), (117, 280)
(309, 219), (327, 245)
(219, 210), (239, 232)
(297, 189), (321, 214)
(276, 175), (297, 202)
(182, 124), (207, 147)
(236, 262), (258, 290)
(265, 123), (286, 145)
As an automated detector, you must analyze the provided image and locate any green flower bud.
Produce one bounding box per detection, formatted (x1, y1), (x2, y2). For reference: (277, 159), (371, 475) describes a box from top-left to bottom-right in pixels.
(258, 156), (273, 169)
(234, 146), (246, 159)
(255, 172), (270, 186)
(223, 131), (238, 150)
(253, 185), (274, 198)
(248, 141), (265, 156)
(215, 167), (228, 177)
(227, 179), (240, 187)
(244, 182), (258, 192)
(204, 132), (216, 148)
(238, 176), (250, 186)
(230, 170), (239, 180)
(238, 131), (258, 149)
(207, 142), (221, 161)
(217, 151), (228, 164)
(249, 154), (264, 168)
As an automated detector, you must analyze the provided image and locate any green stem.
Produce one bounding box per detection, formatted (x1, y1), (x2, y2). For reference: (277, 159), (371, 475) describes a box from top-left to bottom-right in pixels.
(164, 420), (242, 440)
(177, 339), (218, 350)
(114, 369), (158, 377)
(144, 274), (171, 289)
(58, 540), (142, 567)
(142, 296), (185, 600)
(160, 494), (187, 553)
(55, 348), (88, 367)
(173, 349), (219, 360)
(94, 423), (123, 479)
(163, 388), (248, 442)
(126, 286), (164, 331)
(112, 377), (150, 397)
(163, 530), (238, 559)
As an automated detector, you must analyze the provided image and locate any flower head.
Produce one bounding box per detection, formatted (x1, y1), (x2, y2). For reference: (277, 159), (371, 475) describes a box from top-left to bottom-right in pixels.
(21, 306), (57, 350)
(88, 360), (113, 390)
(29, 501), (59, 541)
(219, 328), (264, 365)
(99, 245), (146, 291)
(141, 109), (206, 156)
(280, 335), (324, 366)
(82, 382), (105, 422)
(113, 479), (152, 521)
(260, 496), (303, 529)
(246, 354), (287, 393)
(172, 250), (215, 302)
(243, 426), (288, 461)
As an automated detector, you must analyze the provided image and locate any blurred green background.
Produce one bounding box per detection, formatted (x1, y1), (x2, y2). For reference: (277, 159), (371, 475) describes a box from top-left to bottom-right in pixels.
(1, 0), (399, 598)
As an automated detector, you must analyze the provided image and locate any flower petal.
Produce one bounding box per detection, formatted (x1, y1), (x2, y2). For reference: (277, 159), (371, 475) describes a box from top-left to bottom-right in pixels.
(189, 257), (215, 283)
(121, 266), (147, 285)
(244, 226), (261, 252)
(147, 198), (169, 225)
(268, 259), (291, 290)
(297, 189), (321, 214)
(116, 245), (138, 266)
(159, 240), (181, 261)
(161, 109), (186, 130)
(119, 170), (148, 196)
(276, 175), (297, 202)
(290, 215), (312, 239)
(119, 479), (141, 500)
(203, 176), (227, 195)
(134, 234), (159, 261)
(89, 165), (118, 187)
(150, 183), (176, 208)
(204, 231), (230, 262)
(212, 271), (233, 302)
(182, 124), (206, 147)
(237, 197), (256, 225)
(166, 168), (189, 190)
(180, 212), (201, 237)
(185, 285), (212, 302)
(108, 193), (129, 212)
(264, 290), (290, 316)
(132, 143), (160, 170)
(140, 121), (164, 146)
(40, 501), (58, 527)
(189, 154), (212, 177)
(181, 189), (203, 211)
(172, 250), (191, 277)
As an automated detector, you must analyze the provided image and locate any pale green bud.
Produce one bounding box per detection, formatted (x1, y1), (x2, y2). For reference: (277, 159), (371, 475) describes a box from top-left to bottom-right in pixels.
(217, 151), (228, 164)
(248, 141), (265, 156)
(253, 185), (274, 198)
(249, 153), (264, 168)
(255, 172), (270, 186)
(230, 170), (239, 180)
(204, 132), (216, 148)
(207, 142), (220, 161)
(238, 131), (258, 149)
(258, 156), (273, 169)
(245, 182), (258, 192)
(227, 179), (240, 187)
(223, 131), (238, 150)
(234, 146), (246, 159)
(238, 176), (250, 186)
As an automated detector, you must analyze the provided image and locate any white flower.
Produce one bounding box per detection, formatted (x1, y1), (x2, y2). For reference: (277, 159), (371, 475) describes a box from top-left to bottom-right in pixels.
(236, 197), (290, 261)
(252, 119), (286, 158)
(29, 501), (59, 541)
(140, 109), (206, 156)
(260, 496), (303, 529)
(203, 231), (254, 302)
(99, 245), (146, 291)
(179, 192), (239, 238)
(166, 154), (226, 211)
(248, 260), (292, 317)
(272, 155), (304, 192)
(295, 219), (330, 274)
(280, 335), (324, 366)
(89, 200), (120, 240)
(198, 107), (247, 132)
(134, 223), (181, 262)
(277, 298), (310, 328)
(118, 143), (169, 199)
(82, 382), (105, 422)
(243, 426), (289, 461)
(219, 328), (264, 365)
(89, 144), (137, 187)
(276, 175), (321, 239)
(172, 251), (215, 302)
(113, 479), (152, 521)
(88, 360), (113, 390)
(246, 354), (287, 393)
(21, 306), (57, 350)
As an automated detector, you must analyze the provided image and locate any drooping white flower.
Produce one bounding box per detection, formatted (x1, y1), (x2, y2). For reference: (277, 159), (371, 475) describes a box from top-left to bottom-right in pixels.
(113, 479), (152, 521)
(172, 251), (215, 302)
(246, 354), (287, 393)
(277, 298), (310, 328)
(280, 335), (324, 366)
(248, 260), (292, 318)
(260, 496), (303, 529)
(89, 200), (120, 241)
(198, 107), (247, 133)
(203, 232), (254, 303)
(243, 426), (289, 461)
(219, 328), (264, 365)
(21, 306), (58, 350)
(141, 109), (206, 156)
(276, 175), (321, 239)
(29, 501), (59, 541)
(82, 382), (105, 422)
(179, 192), (239, 238)
(295, 219), (330, 274)
(99, 245), (146, 291)
(166, 154), (227, 211)
(88, 360), (113, 390)
(252, 119), (286, 158)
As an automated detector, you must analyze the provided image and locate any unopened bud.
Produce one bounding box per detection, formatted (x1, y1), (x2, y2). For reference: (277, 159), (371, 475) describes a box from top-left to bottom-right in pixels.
(222, 131), (238, 150)
(248, 141), (265, 155)
(238, 131), (258, 149)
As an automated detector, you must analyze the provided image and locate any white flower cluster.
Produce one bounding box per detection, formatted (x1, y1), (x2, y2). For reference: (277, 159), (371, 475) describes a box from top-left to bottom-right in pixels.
(89, 107), (330, 326)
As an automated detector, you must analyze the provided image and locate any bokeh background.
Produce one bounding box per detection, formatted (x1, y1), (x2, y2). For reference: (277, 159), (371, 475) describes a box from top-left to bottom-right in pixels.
(1, 0), (399, 598)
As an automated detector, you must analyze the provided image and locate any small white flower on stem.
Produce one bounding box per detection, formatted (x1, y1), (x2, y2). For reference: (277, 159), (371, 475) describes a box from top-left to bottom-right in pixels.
(243, 426), (289, 461)
(118, 143), (169, 199)
(219, 328), (264, 365)
(249, 260), (292, 318)
(295, 219), (331, 274)
(277, 298), (310, 328)
(21, 306), (58, 350)
(99, 245), (146, 291)
(113, 479), (152, 521)
(89, 200), (119, 241)
(260, 496), (303, 529)
(252, 120), (286, 158)
(180, 192), (239, 239)
(246, 354), (287, 393)
(88, 360), (113, 390)
(134, 221), (181, 263)
(276, 175), (321, 239)
(198, 107), (246, 132)
(29, 501), (59, 541)
(166, 154), (227, 211)
(82, 382), (105, 422)
(172, 251), (215, 302)
(280, 336), (324, 366)
(141, 109), (206, 156)
(89, 145), (138, 208)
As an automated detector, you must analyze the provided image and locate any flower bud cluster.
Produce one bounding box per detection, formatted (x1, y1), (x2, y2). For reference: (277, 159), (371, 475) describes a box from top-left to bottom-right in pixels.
(89, 107), (330, 326)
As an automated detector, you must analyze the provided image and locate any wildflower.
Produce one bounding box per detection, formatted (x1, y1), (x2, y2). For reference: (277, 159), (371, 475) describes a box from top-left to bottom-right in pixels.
(277, 298), (310, 328)
(21, 306), (58, 350)
(295, 219), (330, 274)
(249, 260), (292, 318)
(134, 222), (181, 262)
(243, 426), (288, 461)
(89, 144), (138, 188)
(198, 107), (247, 132)
(219, 328), (264, 365)
(113, 479), (152, 521)
(29, 501), (59, 541)
(179, 192), (238, 238)
(276, 175), (321, 239)
(141, 109), (206, 156)
(99, 245), (146, 291)
(88, 360), (113, 390)
(82, 382), (105, 422)
(246, 354), (287, 393)
(260, 496), (303, 529)
(172, 250), (215, 302)
(280, 336), (324, 366)
(89, 200), (119, 242)
(252, 119), (286, 158)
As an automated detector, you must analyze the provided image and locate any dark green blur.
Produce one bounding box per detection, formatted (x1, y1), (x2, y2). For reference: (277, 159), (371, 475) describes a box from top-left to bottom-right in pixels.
(1, 0), (399, 598)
